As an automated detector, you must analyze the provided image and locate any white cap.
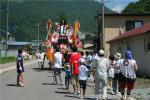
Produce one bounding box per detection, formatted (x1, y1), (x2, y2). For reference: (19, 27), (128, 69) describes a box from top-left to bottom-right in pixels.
(115, 53), (121, 59)
(99, 50), (104, 55)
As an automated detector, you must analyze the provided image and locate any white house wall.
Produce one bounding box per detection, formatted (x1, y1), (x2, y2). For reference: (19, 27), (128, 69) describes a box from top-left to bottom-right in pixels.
(110, 33), (150, 77)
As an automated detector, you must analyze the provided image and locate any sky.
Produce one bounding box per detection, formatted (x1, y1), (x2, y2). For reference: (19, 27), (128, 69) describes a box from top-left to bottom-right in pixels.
(95, 0), (139, 13)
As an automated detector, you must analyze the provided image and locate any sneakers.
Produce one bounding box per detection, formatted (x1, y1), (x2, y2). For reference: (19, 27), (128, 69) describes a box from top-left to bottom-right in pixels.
(96, 95), (99, 100)
(121, 95), (126, 100)
(20, 83), (24, 87)
(102, 98), (107, 100)
(73, 92), (78, 95)
(80, 96), (83, 99)
(77, 90), (80, 94)
(111, 91), (115, 95)
(18, 82), (24, 87)
(126, 96), (135, 100)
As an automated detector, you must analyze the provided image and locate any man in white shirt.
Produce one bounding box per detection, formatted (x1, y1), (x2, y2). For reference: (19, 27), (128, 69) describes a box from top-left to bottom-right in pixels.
(92, 50), (109, 100)
(53, 47), (63, 85)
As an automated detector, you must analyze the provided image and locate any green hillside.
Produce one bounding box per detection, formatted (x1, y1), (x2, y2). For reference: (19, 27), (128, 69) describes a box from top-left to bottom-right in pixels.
(122, 0), (150, 13)
(0, 0), (115, 41)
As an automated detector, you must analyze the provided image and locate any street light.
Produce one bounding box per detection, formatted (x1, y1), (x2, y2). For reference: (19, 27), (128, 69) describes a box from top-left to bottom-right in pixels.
(5, 0), (9, 57)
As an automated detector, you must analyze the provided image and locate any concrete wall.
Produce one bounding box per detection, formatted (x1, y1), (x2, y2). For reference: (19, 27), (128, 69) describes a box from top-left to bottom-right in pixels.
(110, 33), (150, 77)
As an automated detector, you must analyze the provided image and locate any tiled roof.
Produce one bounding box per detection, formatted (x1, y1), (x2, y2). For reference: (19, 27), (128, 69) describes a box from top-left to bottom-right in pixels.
(97, 13), (150, 16)
(107, 23), (150, 43)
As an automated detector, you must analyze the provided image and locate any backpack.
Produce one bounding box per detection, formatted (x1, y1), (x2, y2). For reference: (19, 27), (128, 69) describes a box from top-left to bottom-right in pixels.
(123, 59), (129, 66)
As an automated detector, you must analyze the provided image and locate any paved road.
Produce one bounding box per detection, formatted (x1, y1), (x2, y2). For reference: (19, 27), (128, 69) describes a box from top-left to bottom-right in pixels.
(0, 61), (122, 100)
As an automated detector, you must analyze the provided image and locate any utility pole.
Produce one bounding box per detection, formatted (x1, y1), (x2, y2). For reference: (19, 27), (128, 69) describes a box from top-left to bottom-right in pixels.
(5, 0), (9, 57)
(101, 0), (104, 50)
(35, 23), (40, 52)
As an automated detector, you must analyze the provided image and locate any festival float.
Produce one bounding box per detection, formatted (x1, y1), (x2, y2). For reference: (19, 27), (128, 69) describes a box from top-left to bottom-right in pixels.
(44, 18), (83, 65)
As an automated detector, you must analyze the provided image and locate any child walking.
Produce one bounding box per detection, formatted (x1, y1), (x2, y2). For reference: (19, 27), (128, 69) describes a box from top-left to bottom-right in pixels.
(65, 63), (71, 89)
(78, 58), (88, 99)
(107, 55), (115, 94)
(16, 49), (24, 87)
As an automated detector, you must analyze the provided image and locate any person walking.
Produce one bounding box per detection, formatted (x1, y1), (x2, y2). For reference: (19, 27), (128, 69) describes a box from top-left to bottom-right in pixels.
(107, 55), (115, 94)
(119, 50), (138, 100)
(78, 58), (88, 99)
(92, 50), (109, 100)
(37, 50), (45, 70)
(53, 47), (63, 85)
(16, 49), (24, 87)
(69, 46), (81, 94)
(85, 51), (92, 79)
(65, 63), (71, 89)
(113, 53), (122, 95)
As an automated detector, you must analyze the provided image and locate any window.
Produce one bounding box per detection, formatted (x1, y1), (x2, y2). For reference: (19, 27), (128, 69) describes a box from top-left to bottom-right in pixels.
(126, 21), (143, 31)
(117, 41), (123, 52)
(148, 43), (150, 50)
(144, 35), (150, 51)
(126, 40), (133, 51)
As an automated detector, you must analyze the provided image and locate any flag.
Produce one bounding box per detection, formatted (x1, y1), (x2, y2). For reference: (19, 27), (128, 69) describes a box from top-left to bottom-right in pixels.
(73, 20), (80, 46)
(46, 19), (52, 33)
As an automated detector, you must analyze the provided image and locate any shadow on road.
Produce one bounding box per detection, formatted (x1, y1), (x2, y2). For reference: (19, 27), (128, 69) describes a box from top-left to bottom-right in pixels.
(82, 97), (96, 100)
(57, 87), (68, 90)
(6, 84), (19, 87)
(64, 94), (80, 99)
(32, 68), (51, 72)
(86, 84), (95, 87)
(55, 91), (73, 94)
(42, 83), (56, 85)
(47, 75), (54, 77)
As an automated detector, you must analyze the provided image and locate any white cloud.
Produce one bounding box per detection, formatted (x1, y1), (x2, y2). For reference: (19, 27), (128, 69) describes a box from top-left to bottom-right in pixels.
(111, 4), (125, 13)
(94, 0), (139, 13)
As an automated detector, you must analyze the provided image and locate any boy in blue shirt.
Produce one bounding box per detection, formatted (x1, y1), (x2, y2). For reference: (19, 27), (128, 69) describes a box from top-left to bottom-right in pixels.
(65, 63), (71, 89)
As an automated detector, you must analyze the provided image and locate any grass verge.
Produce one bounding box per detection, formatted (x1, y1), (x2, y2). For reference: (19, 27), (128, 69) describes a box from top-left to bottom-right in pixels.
(0, 56), (16, 64)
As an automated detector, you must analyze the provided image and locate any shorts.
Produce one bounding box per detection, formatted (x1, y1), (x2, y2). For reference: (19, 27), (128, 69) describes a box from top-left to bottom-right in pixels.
(71, 74), (78, 80)
(119, 73), (135, 90)
(53, 68), (61, 75)
(79, 80), (87, 90)
(17, 66), (24, 73)
(71, 74), (79, 84)
(108, 77), (113, 81)
(114, 73), (120, 80)
(65, 75), (71, 80)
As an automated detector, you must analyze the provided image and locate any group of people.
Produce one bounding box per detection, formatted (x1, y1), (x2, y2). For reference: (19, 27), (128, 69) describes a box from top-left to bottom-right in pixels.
(47, 46), (138, 100)
(16, 46), (138, 100)
(92, 50), (138, 100)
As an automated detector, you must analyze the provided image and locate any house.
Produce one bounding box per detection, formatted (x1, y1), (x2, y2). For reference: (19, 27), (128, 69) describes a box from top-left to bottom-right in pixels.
(107, 23), (150, 77)
(96, 13), (150, 57)
(8, 41), (31, 50)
